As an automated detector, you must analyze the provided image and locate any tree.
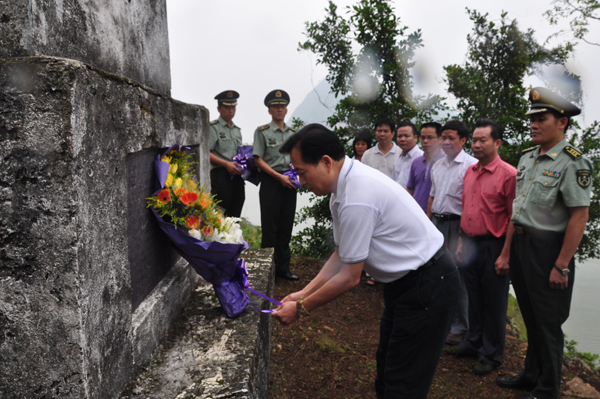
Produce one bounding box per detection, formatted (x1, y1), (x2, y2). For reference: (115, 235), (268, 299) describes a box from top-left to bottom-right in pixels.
(545, 0), (599, 47)
(444, 8), (573, 166)
(292, 0), (445, 258)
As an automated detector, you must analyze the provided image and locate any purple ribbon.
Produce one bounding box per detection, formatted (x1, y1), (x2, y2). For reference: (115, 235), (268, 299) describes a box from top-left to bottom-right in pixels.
(231, 153), (249, 179)
(236, 259), (282, 313)
(283, 163), (301, 189)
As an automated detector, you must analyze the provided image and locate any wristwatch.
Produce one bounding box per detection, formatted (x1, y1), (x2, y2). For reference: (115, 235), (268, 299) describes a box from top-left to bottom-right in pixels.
(554, 265), (570, 276)
(296, 298), (310, 318)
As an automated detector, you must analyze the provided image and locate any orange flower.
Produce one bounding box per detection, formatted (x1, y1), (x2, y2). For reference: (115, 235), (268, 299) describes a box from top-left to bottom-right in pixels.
(158, 189), (171, 204)
(199, 193), (211, 209)
(202, 225), (214, 237)
(186, 215), (201, 229)
(174, 187), (188, 198)
(180, 191), (198, 207)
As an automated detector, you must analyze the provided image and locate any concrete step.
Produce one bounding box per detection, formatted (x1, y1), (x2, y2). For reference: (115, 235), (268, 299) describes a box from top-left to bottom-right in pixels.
(120, 248), (275, 399)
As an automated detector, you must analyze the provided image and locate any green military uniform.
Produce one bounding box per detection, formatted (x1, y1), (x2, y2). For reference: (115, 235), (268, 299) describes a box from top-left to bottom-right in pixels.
(209, 91), (245, 217)
(253, 89), (297, 278)
(508, 87), (593, 399)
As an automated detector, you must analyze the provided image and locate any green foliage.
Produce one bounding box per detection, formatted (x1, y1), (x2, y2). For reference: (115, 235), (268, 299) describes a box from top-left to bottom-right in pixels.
(545, 0), (599, 47)
(568, 121), (600, 261)
(564, 336), (600, 372)
(240, 219), (262, 249)
(299, 0), (446, 145)
(444, 8), (573, 166)
(291, 190), (335, 259)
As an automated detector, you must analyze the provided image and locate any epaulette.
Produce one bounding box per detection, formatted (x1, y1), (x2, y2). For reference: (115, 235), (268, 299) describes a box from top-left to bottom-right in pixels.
(522, 145), (538, 154)
(258, 124), (270, 131)
(290, 127), (297, 132)
(210, 119), (218, 125)
(563, 146), (582, 160)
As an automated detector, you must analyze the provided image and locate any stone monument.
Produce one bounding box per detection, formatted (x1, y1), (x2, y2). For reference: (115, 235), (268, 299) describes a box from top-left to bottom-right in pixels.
(0, 1), (214, 397)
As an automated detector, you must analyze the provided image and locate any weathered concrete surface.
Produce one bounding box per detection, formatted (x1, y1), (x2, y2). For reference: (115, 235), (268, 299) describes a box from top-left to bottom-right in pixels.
(0, 56), (209, 398)
(0, 0), (171, 93)
(120, 249), (276, 399)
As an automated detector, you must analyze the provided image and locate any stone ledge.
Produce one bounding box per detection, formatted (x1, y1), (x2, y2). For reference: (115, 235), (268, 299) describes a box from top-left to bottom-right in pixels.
(120, 248), (275, 399)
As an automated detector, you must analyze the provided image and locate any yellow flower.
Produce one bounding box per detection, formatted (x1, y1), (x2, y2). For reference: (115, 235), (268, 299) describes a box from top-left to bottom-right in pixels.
(161, 155), (171, 163)
(169, 163), (178, 174)
(173, 178), (183, 189)
(187, 180), (197, 190)
(165, 174), (174, 188)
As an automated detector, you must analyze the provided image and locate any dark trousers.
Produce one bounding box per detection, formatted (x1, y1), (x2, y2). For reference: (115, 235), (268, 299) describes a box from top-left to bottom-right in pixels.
(433, 217), (468, 337)
(459, 235), (509, 366)
(258, 173), (297, 275)
(375, 249), (460, 399)
(210, 168), (245, 217)
(510, 228), (575, 399)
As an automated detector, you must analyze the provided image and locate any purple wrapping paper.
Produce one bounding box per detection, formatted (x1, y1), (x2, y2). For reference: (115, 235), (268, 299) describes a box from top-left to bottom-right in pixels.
(235, 145), (260, 186)
(283, 163), (301, 189)
(150, 144), (250, 317)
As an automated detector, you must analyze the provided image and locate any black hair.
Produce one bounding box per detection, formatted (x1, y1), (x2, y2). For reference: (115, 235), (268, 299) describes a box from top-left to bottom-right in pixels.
(547, 110), (571, 132)
(474, 118), (504, 141)
(397, 120), (418, 137)
(374, 117), (396, 134)
(279, 123), (346, 165)
(419, 122), (442, 137)
(352, 130), (373, 157)
(440, 120), (470, 140)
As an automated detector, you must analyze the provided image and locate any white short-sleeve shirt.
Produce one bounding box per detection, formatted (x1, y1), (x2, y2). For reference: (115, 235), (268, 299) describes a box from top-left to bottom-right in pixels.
(331, 157), (444, 283)
(360, 142), (400, 178)
(392, 145), (424, 188)
(429, 150), (478, 215)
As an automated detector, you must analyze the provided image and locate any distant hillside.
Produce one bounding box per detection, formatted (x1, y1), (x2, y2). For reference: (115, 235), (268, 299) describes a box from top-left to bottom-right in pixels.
(288, 79), (338, 127)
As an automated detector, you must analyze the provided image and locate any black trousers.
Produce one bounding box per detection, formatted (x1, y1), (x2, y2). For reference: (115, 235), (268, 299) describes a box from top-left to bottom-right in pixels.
(459, 235), (509, 366)
(375, 249), (459, 399)
(432, 217), (469, 337)
(258, 173), (297, 275)
(510, 227), (575, 399)
(210, 168), (245, 218)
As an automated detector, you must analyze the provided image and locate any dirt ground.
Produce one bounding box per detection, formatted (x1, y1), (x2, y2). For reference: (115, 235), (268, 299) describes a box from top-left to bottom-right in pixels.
(268, 258), (600, 399)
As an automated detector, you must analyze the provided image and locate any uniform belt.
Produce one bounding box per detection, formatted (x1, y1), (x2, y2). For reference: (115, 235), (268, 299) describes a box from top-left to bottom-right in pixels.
(421, 246), (446, 269)
(433, 213), (461, 221)
(513, 224), (564, 239)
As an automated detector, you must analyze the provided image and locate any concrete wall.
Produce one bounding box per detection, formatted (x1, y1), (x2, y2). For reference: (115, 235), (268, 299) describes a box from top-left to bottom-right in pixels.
(0, 56), (209, 398)
(0, 0), (171, 94)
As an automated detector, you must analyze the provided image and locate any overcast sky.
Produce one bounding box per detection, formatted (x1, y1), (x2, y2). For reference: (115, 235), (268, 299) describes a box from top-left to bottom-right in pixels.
(166, 0), (599, 144)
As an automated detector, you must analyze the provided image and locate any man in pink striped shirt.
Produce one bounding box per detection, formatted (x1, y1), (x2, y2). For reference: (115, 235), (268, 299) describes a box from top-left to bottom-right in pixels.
(446, 119), (517, 376)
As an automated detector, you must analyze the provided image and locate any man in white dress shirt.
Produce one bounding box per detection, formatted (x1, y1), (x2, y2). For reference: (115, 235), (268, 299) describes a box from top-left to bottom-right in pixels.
(427, 120), (478, 346)
(361, 117), (400, 178)
(274, 124), (460, 398)
(392, 121), (423, 188)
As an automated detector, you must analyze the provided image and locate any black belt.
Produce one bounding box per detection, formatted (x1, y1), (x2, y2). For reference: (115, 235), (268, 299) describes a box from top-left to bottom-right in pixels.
(422, 246), (446, 269)
(433, 213), (461, 221)
(465, 233), (500, 242)
(513, 224), (564, 240)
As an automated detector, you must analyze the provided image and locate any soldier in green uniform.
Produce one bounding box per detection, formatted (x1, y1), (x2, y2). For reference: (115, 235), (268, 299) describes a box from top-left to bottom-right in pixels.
(209, 90), (245, 217)
(495, 87), (593, 399)
(253, 90), (299, 280)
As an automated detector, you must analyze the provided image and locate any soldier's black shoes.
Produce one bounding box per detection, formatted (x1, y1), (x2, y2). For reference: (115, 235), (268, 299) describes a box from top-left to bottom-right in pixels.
(495, 374), (536, 391)
(277, 272), (299, 281)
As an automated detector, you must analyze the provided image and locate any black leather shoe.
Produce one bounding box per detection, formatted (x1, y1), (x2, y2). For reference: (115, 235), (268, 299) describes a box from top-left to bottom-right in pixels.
(495, 375), (536, 391)
(444, 345), (477, 358)
(277, 272), (299, 281)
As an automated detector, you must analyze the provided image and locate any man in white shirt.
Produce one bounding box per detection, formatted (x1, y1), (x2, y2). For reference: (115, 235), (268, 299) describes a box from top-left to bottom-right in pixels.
(361, 117), (400, 177)
(427, 120), (478, 346)
(392, 121), (423, 188)
(274, 123), (460, 399)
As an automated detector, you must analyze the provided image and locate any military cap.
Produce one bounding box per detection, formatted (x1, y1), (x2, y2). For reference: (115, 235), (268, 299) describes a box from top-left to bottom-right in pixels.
(215, 90), (239, 106)
(525, 87), (581, 117)
(264, 90), (290, 107)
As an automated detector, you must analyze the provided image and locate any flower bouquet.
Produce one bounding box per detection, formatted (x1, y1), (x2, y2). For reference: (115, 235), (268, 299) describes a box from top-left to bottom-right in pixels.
(147, 144), (251, 317)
